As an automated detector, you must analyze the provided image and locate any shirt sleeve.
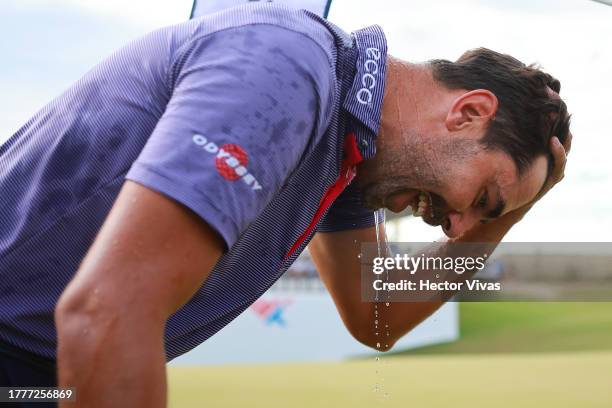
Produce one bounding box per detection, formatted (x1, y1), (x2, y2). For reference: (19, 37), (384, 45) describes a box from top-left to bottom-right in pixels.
(317, 181), (384, 232)
(126, 24), (334, 248)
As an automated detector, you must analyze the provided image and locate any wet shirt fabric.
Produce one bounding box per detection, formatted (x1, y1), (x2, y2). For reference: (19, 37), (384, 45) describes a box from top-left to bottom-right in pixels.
(0, 4), (387, 360)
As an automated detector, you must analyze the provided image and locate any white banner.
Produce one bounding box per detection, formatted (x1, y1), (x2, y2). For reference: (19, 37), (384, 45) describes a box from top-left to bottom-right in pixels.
(191, 0), (333, 18)
(171, 292), (459, 365)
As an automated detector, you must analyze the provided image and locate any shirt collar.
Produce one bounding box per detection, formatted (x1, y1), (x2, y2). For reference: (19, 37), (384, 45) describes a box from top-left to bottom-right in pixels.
(343, 25), (388, 160)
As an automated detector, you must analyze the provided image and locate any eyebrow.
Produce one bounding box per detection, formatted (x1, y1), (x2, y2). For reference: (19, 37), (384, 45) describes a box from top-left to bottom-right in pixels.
(485, 189), (506, 219)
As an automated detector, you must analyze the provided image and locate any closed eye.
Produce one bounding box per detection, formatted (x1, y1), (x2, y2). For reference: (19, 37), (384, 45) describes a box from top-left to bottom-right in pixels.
(477, 189), (488, 208)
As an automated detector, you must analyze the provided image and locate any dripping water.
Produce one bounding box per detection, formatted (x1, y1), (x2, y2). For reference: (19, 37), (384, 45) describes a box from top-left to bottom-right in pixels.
(372, 210), (391, 400)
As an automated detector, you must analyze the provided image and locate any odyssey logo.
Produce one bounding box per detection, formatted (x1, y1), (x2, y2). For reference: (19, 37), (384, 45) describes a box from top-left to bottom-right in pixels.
(250, 298), (293, 327)
(192, 134), (262, 191)
(356, 47), (381, 105)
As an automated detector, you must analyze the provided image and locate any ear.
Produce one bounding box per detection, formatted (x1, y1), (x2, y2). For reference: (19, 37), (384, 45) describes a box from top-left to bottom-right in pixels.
(445, 89), (498, 131)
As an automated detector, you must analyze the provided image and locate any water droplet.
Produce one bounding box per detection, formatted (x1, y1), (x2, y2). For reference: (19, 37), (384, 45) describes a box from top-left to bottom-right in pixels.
(376, 342), (381, 348)
(385, 302), (390, 306)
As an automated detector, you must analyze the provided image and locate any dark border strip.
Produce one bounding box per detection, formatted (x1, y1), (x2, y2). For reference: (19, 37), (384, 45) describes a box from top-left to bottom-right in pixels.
(323, 0), (333, 18)
(189, 0), (198, 19)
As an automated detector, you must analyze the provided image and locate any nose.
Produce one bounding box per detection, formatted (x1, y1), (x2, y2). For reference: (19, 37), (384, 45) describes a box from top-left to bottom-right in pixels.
(443, 210), (481, 238)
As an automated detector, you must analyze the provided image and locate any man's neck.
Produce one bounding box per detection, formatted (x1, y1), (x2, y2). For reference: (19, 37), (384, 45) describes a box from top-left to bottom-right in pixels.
(378, 56), (451, 147)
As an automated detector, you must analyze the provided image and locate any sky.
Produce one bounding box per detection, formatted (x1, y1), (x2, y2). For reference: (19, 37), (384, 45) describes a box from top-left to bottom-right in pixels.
(1, 0), (610, 243)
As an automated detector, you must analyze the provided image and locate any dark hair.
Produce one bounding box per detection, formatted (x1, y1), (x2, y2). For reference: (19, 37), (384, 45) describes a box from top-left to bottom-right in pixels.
(430, 48), (571, 178)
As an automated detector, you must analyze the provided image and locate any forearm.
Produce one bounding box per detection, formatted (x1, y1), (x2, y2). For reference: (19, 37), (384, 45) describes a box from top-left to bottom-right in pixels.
(55, 300), (167, 408)
(452, 205), (527, 243)
(372, 208), (527, 348)
(312, 209), (526, 351)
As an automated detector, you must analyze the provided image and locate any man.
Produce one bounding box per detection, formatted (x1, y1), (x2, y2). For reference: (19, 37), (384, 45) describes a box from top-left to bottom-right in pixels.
(0, 3), (570, 407)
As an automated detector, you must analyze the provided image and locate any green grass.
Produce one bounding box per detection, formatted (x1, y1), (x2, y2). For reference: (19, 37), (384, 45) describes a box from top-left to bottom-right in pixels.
(168, 352), (612, 408)
(392, 302), (612, 355)
(167, 303), (612, 407)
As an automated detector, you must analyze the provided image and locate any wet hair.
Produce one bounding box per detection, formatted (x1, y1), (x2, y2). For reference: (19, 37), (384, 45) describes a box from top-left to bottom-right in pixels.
(429, 48), (571, 179)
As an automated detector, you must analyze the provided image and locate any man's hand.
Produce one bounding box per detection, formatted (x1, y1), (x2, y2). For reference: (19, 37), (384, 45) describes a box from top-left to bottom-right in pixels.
(513, 133), (572, 216)
(55, 181), (224, 408)
(455, 133), (572, 243)
(535, 134), (572, 201)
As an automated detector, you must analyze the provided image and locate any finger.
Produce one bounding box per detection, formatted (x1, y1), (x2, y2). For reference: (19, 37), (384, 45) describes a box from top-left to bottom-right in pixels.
(563, 131), (573, 156)
(550, 137), (567, 181)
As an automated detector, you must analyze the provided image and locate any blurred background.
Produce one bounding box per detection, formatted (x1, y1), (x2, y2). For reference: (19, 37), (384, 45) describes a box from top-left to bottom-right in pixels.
(1, 1), (611, 407)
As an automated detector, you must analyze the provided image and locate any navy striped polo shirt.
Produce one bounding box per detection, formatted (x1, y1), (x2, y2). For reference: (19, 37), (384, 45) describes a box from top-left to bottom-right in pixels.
(0, 4), (387, 360)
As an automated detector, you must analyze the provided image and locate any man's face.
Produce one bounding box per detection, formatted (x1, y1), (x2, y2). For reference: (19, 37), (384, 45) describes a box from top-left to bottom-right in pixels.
(356, 133), (548, 238)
